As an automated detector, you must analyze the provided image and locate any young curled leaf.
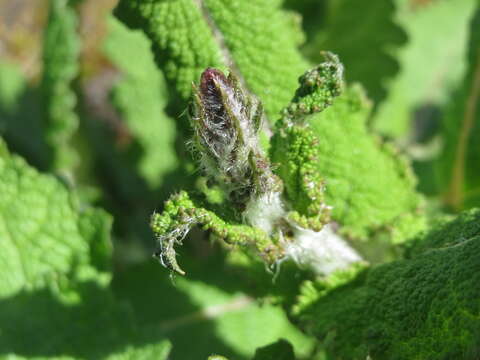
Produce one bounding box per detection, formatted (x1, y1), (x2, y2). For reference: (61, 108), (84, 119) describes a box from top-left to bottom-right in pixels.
(150, 191), (283, 275)
(272, 55), (344, 231)
(283, 52), (344, 122)
(271, 124), (331, 232)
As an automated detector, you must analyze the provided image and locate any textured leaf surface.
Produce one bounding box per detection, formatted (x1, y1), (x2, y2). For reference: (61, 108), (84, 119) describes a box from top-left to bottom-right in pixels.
(0, 140), (110, 298)
(150, 191), (281, 275)
(271, 124), (330, 231)
(274, 85), (425, 242)
(114, 0), (309, 121)
(373, 0), (477, 138)
(103, 17), (177, 189)
(271, 57), (342, 231)
(293, 208), (480, 359)
(0, 140), (171, 359)
(41, 0), (80, 173)
(302, 0), (406, 104)
(113, 252), (314, 360)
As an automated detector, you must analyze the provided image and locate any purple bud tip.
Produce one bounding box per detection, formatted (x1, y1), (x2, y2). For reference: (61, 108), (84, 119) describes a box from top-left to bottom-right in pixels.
(200, 68), (228, 95)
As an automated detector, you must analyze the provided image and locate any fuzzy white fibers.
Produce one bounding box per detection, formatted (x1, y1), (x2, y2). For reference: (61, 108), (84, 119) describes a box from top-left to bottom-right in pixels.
(243, 192), (285, 234)
(284, 223), (363, 275)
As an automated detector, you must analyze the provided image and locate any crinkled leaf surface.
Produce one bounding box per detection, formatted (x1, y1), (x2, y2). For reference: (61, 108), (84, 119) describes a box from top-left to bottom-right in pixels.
(293, 208), (480, 360)
(114, 0), (309, 121)
(273, 85), (425, 243)
(0, 140), (110, 298)
(0, 140), (171, 359)
(103, 17), (177, 189)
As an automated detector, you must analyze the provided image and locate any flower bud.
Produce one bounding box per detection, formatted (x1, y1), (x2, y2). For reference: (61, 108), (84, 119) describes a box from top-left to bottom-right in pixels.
(190, 68), (281, 210)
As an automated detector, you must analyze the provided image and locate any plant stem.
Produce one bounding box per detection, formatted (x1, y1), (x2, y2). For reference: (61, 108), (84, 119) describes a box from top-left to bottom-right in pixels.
(446, 48), (480, 210)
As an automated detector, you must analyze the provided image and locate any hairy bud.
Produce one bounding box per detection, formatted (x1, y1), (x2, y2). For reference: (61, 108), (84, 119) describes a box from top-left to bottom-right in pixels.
(190, 68), (281, 210)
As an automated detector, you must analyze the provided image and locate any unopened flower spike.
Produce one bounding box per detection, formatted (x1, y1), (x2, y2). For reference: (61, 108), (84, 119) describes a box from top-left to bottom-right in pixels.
(151, 69), (286, 275)
(189, 68), (282, 212)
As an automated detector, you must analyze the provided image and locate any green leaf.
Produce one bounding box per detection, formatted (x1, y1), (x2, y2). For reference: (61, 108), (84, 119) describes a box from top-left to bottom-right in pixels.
(292, 208), (480, 359)
(373, 0), (477, 138)
(270, 123), (330, 231)
(406, 208), (480, 256)
(0, 280), (171, 359)
(0, 139), (171, 359)
(302, 0), (407, 104)
(114, 0), (309, 122)
(273, 83), (425, 244)
(312, 87), (424, 243)
(436, 5), (480, 210)
(0, 139), (111, 298)
(112, 252), (315, 360)
(150, 191), (280, 275)
(271, 56), (342, 231)
(102, 17), (177, 189)
(41, 0), (81, 175)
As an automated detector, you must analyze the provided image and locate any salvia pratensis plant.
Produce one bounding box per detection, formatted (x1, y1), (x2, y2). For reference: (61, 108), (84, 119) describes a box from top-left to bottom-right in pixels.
(151, 57), (367, 277)
(0, 0), (479, 359)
